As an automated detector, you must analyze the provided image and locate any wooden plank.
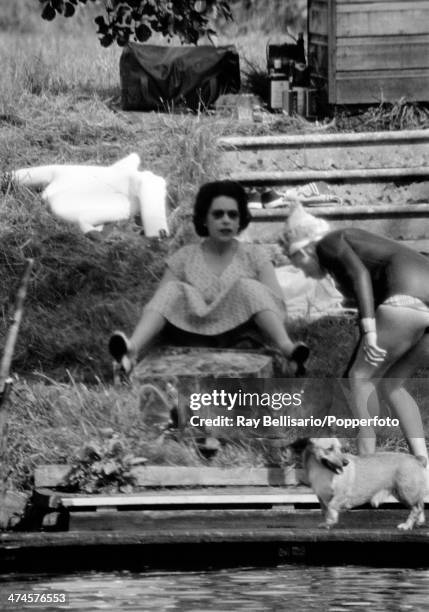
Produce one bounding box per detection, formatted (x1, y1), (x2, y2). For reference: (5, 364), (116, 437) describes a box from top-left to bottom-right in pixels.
(336, 0), (427, 3)
(245, 215), (429, 244)
(60, 488), (318, 509)
(132, 466), (300, 487)
(308, 37), (329, 79)
(336, 2), (429, 37)
(228, 168), (429, 185)
(34, 486), (429, 510)
(34, 464), (301, 489)
(240, 203), (429, 244)
(220, 142), (429, 174)
(5, 513), (429, 542)
(336, 35), (429, 71)
(335, 69), (429, 103)
(248, 204), (429, 218)
(329, 0), (337, 107)
(308, 0), (329, 36)
(308, 35), (329, 74)
(219, 130), (429, 148)
(64, 507), (417, 532)
(337, 0), (429, 8)
(5, 513), (429, 545)
(219, 130), (429, 177)
(335, 0), (427, 3)
(3, 519), (429, 573)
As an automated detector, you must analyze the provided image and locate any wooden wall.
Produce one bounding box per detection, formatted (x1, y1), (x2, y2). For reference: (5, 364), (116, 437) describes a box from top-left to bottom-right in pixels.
(308, 0), (429, 104)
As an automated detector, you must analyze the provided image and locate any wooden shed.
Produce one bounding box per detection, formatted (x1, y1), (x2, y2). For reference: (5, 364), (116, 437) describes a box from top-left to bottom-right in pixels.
(308, 0), (429, 104)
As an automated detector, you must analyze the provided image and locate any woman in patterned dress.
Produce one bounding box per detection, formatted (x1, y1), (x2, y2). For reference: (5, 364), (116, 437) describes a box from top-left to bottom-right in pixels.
(109, 180), (309, 376)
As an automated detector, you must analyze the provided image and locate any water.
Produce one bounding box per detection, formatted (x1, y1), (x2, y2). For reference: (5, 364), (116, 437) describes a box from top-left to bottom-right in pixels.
(1, 566), (429, 612)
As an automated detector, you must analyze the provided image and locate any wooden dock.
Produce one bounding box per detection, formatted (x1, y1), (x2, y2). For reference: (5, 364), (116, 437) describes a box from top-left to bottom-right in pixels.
(2, 465), (428, 572)
(2, 509), (429, 572)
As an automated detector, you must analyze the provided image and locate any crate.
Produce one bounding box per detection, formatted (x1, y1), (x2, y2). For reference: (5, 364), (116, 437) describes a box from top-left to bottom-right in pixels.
(308, 0), (429, 104)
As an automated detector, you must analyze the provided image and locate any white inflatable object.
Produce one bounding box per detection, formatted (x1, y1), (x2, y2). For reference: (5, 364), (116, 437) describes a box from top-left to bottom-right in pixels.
(276, 264), (345, 318)
(12, 153), (169, 237)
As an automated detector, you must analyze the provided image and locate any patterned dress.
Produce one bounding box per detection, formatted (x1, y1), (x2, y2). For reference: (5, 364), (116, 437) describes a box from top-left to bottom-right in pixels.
(145, 241), (286, 336)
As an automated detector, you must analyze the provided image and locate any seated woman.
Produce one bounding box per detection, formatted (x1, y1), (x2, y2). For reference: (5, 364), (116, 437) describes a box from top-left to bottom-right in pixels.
(283, 200), (429, 462)
(109, 180), (309, 377)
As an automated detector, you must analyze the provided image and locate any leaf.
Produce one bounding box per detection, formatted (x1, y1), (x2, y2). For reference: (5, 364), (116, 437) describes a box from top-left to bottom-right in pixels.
(64, 2), (76, 17)
(79, 443), (101, 462)
(41, 3), (57, 21)
(100, 33), (114, 47)
(117, 35), (129, 46)
(103, 460), (119, 476)
(129, 456), (148, 466)
(51, 0), (64, 11)
(92, 460), (104, 474)
(135, 23), (152, 42)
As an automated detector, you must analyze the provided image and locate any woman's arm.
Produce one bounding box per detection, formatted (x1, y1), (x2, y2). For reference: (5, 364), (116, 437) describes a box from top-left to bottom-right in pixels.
(258, 260), (285, 301)
(318, 233), (386, 365)
(157, 267), (178, 289)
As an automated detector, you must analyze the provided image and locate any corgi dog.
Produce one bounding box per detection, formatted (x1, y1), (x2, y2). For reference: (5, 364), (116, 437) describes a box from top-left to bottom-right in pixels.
(288, 437), (428, 530)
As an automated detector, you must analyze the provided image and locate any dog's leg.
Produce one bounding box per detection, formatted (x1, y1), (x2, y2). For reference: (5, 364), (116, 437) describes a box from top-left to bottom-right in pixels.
(398, 503), (424, 530)
(318, 499), (339, 529)
(317, 497), (327, 526)
(324, 505), (339, 529)
(417, 508), (426, 527)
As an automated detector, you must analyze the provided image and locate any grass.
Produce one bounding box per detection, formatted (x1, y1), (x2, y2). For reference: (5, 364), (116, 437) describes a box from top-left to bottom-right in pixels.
(1, 7), (428, 494)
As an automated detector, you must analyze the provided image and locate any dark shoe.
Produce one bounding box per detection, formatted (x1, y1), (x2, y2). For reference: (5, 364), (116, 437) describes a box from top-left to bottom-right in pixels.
(109, 331), (134, 380)
(290, 342), (310, 377)
(109, 331), (129, 362)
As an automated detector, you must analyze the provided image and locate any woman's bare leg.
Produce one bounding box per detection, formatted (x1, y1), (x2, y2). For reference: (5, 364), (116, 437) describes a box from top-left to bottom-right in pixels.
(253, 309), (297, 356)
(348, 351), (379, 454)
(128, 308), (167, 357)
(380, 332), (429, 461)
(349, 305), (429, 456)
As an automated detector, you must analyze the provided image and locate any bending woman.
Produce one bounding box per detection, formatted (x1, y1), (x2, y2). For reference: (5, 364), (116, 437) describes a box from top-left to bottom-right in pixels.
(284, 201), (429, 461)
(109, 180), (309, 377)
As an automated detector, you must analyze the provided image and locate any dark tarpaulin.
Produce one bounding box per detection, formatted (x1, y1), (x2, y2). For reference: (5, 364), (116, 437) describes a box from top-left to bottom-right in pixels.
(120, 43), (240, 111)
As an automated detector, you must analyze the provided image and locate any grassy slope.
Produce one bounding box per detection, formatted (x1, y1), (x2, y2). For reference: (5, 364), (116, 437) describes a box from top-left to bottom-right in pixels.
(1, 7), (427, 491)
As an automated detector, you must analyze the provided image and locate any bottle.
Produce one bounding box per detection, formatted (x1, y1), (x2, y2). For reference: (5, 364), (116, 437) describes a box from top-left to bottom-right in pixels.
(269, 58), (288, 111)
(296, 32), (306, 64)
(294, 32), (309, 87)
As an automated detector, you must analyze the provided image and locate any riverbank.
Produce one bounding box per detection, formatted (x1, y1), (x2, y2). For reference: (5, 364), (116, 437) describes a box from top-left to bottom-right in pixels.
(1, 5), (429, 494)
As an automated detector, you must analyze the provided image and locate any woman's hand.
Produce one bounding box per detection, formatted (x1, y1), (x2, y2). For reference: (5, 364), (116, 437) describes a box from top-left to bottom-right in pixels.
(363, 331), (387, 366)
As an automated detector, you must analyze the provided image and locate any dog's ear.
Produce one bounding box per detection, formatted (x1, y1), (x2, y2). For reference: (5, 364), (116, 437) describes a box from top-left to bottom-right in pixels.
(288, 437), (311, 453)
